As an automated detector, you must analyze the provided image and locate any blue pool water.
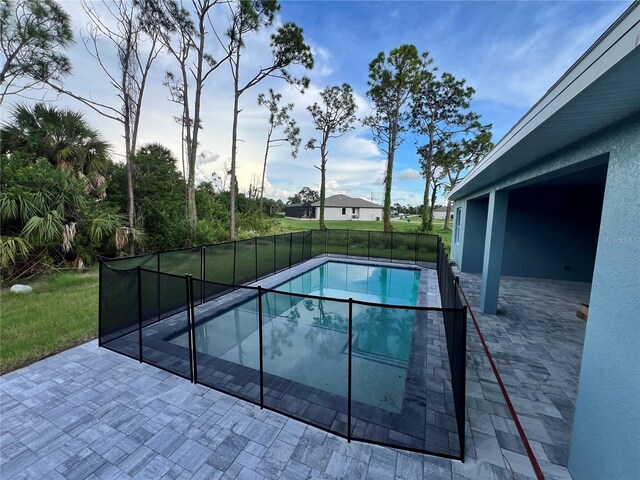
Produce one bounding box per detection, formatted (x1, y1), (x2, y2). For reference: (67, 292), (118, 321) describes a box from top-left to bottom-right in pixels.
(173, 261), (422, 412)
(276, 261), (421, 306)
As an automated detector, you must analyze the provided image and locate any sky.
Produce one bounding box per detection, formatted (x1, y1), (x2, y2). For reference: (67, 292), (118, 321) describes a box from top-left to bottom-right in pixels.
(16, 0), (632, 206)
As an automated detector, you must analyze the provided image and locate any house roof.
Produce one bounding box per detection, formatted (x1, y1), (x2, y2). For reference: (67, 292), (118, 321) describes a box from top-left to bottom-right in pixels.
(448, 2), (640, 201)
(311, 194), (382, 208)
(285, 202), (313, 208)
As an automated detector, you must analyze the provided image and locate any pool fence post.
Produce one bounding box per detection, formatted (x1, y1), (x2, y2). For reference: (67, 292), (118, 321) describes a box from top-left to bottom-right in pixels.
(232, 241), (237, 289)
(367, 230), (371, 260)
(189, 274), (198, 384)
(258, 286), (264, 409)
(347, 297), (353, 442)
(325, 229), (328, 257)
(254, 237), (258, 281)
(185, 274), (195, 383)
(98, 261), (103, 346)
(414, 233), (418, 265)
(390, 231), (394, 263)
(137, 266), (143, 363)
(346, 229), (350, 259)
(201, 246), (205, 304)
(273, 234), (277, 274)
(459, 298), (467, 461)
(301, 230), (306, 263)
(156, 253), (161, 324)
(289, 233), (293, 268)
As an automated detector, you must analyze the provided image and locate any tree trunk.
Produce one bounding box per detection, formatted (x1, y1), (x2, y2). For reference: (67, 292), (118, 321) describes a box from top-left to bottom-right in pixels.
(383, 124), (397, 233)
(259, 124), (273, 210)
(186, 10), (207, 238)
(443, 200), (452, 230)
(422, 122), (435, 232)
(122, 45), (135, 256)
(179, 61), (192, 230)
(428, 181), (437, 231)
(229, 46), (241, 241)
(319, 145), (327, 230)
(421, 177), (429, 232)
(126, 148), (135, 256)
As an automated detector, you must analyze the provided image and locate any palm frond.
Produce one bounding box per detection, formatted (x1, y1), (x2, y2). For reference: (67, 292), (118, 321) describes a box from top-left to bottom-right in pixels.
(89, 213), (124, 244)
(0, 236), (32, 268)
(21, 211), (63, 243)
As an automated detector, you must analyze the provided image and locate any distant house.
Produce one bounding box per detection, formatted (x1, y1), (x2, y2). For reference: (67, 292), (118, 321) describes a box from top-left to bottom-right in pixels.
(432, 206), (450, 220)
(312, 194), (383, 221)
(284, 202), (316, 219)
(287, 194), (383, 221)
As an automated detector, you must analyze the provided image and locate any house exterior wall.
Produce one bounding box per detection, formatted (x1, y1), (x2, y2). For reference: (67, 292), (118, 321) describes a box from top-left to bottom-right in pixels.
(450, 114), (640, 479)
(568, 116), (640, 480)
(315, 207), (383, 221)
(500, 184), (605, 282)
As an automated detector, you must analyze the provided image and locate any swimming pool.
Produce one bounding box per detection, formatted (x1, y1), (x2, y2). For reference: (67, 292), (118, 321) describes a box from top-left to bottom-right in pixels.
(171, 261), (421, 412)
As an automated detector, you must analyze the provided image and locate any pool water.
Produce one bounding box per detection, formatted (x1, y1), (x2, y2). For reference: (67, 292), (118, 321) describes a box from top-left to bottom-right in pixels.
(281, 261), (421, 306)
(172, 261), (421, 413)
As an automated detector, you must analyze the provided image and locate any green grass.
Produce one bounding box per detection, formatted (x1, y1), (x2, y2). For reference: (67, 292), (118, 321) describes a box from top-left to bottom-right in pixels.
(0, 217), (453, 374)
(0, 270), (98, 374)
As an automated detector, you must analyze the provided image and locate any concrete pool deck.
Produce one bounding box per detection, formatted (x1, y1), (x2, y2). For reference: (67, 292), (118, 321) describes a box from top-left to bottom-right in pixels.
(1, 270), (587, 479)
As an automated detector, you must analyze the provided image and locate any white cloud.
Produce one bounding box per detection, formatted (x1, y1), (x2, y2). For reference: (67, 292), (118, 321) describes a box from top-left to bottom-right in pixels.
(309, 45), (333, 78)
(465, 5), (623, 108)
(396, 168), (421, 181)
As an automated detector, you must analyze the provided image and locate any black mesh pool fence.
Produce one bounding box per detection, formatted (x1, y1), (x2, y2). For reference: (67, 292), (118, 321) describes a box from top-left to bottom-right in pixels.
(99, 230), (465, 460)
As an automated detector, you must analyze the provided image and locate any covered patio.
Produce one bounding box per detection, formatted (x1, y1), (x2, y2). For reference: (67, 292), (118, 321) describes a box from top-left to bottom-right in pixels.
(459, 273), (589, 475)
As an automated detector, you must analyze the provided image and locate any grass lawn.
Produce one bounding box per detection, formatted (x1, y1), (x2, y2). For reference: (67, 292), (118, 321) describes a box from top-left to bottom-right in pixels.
(0, 217), (453, 374)
(0, 270), (98, 374)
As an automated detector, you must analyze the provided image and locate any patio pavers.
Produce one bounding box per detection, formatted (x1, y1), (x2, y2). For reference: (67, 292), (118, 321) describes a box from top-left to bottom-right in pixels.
(1, 273), (587, 479)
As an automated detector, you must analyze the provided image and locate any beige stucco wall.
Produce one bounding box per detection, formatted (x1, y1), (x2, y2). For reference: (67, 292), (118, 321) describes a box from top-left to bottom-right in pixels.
(315, 207), (383, 221)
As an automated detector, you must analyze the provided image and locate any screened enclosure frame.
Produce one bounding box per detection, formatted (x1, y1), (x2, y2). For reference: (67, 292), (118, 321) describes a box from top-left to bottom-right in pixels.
(98, 230), (467, 461)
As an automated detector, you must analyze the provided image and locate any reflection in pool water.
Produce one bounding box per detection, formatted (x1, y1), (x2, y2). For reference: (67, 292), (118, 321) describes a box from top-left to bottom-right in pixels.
(171, 262), (421, 413)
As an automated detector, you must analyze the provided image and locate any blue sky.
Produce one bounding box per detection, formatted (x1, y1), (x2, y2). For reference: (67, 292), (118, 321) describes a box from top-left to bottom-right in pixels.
(43, 0), (631, 206)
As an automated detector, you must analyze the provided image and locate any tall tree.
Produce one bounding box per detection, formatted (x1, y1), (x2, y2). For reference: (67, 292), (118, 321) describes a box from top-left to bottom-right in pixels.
(225, 0), (313, 240)
(411, 67), (490, 232)
(364, 45), (424, 232)
(306, 83), (357, 229)
(149, 0), (231, 236)
(257, 88), (300, 207)
(0, 0), (73, 104)
(437, 130), (493, 230)
(287, 187), (319, 204)
(46, 0), (162, 254)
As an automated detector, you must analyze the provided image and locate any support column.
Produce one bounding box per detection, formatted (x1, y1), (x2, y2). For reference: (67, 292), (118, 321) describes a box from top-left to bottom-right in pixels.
(480, 190), (509, 314)
(460, 198), (489, 273)
(569, 141), (640, 479)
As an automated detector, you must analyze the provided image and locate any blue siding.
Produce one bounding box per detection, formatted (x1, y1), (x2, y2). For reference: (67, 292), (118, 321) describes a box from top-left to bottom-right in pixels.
(568, 118), (640, 480)
(501, 184), (605, 282)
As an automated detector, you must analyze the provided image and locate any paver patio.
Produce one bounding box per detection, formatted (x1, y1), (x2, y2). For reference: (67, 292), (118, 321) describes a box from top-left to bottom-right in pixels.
(0, 272), (588, 479)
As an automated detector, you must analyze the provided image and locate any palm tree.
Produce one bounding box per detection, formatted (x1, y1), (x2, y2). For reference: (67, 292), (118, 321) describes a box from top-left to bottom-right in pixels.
(0, 103), (111, 197)
(0, 106), (125, 278)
